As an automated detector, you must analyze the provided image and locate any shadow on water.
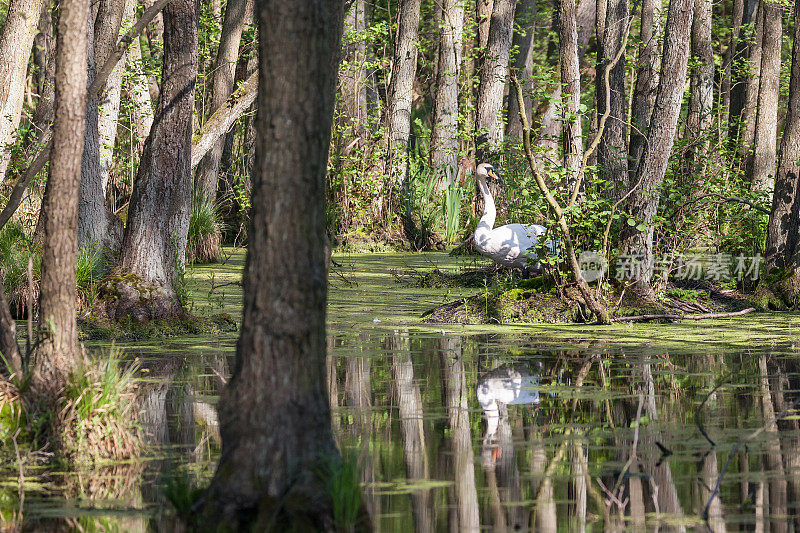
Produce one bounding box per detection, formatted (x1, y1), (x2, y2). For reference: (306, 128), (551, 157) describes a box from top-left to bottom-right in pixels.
(5, 251), (800, 531)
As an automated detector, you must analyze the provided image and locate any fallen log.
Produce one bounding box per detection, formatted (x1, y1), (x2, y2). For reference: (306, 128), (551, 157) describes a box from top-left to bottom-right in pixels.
(612, 307), (756, 323)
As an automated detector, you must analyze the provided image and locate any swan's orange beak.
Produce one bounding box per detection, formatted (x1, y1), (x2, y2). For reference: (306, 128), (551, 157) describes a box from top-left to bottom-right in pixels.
(488, 169), (499, 181)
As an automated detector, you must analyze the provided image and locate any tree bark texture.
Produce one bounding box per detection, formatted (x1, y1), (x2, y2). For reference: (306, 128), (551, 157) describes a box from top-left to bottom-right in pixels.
(112, 0), (197, 320)
(430, 0), (465, 191)
(721, 0), (745, 136)
(559, 0), (583, 198)
(619, 0), (693, 290)
(628, 0), (660, 180)
(0, 0), (45, 182)
(475, 0), (515, 162)
(338, 0), (373, 134)
(749, 1), (781, 193)
(597, 0), (628, 201)
(505, 0), (536, 144)
(34, 0), (89, 393)
(385, 0), (422, 189)
(203, 1), (355, 529)
(685, 0), (713, 149)
(765, 0), (800, 305)
(194, 0), (247, 202)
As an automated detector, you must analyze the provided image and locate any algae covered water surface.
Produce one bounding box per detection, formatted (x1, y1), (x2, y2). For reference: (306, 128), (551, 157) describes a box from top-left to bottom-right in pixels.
(5, 249), (800, 531)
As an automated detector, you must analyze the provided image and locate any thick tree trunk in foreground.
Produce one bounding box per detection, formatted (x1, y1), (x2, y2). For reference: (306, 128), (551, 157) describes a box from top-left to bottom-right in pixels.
(109, 0), (197, 321)
(33, 0), (89, 394)
(475, 0), (515, 162)
(618, 0), (693, 292)
(385, 0), (422, 190)
(764, 0), (800, 307)
(559, 0), (583, 199)
(0, 0), (45, 182)
(194, 0), (247, 203)
(597, 0), (628, 201)
(430, 0), (464, 191)
(749, 2), (781, 193)
(204, 1), (357, 529)
(628, 0), (660, 180)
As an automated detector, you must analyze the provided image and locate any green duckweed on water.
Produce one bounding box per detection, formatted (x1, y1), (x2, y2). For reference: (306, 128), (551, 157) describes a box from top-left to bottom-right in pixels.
(4, 247), (800, 530)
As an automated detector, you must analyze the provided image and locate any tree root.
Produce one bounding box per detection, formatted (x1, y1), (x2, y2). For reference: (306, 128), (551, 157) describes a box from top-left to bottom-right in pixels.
(612, 307), (756, 323)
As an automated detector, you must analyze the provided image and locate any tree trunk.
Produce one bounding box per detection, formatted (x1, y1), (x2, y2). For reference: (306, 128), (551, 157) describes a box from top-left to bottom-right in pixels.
(720, 0), (745, 136)
(475, 0), (515, 162)
(33, 0), (88, 394)
(628, 0), (660, 180)
(505, 0), (536, 145)
(127, 22), (155, 144)
(741, 0), (763, 160)
(194, 0), (247, 203)
(618, 0), (693, 293)
(764, 0), (800, 306)
(430, 0), (465, 191)
(597, 0), (628, 201)
(338, 0), (372, 135)
(685, 0), (713, 155)
(728, 0), (760, 152)
(0, 0), (45, 182)
(748, 2), (781, 193)
(33, 0), (54, 99)
(109, 0), (198, 322)
(385, 0), (422, 194)
(203, 2), (358, 529)
(96, 0), (130, 195)
(559, 0), (583, 199)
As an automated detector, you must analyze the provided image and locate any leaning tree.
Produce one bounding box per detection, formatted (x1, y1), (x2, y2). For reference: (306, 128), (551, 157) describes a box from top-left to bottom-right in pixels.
(101, 0), (198, 322)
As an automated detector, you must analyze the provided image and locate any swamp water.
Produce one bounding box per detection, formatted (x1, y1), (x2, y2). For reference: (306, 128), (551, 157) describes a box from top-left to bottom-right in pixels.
(5, 250), (800, 531)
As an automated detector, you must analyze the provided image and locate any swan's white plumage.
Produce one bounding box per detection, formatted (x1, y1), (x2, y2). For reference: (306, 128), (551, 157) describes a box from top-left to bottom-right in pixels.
(473, 163), (555, 269)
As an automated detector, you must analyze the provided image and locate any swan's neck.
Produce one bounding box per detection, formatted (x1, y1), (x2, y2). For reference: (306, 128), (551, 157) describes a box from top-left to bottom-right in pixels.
(477, 176), (496, 230)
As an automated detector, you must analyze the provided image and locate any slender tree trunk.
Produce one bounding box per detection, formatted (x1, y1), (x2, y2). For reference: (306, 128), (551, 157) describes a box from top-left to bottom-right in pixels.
(685, 0), (714, 155)
(385, 0), (422, 192)
(109, 0), (198, 321)
(78, 4), (125, 251)
(597, 0), (628, 201)
(194, 0), (247, 203)
(576, 0), (597, 65)
(430, 0), (465, 191)
(142, 0), (163, 103)
(559, 0), (583, 199)
(728, 0), (759, 149)
(128, 24), (155, 144)
(619, 0), (693, 293)
(505, 0), (536, 145)
(338, 0), (371, 135)
(33, 0), (89, 394)
(203, 2), (360, 529)
(764, 0), (800, 306)
(749, 1), (781, 193)
(628, 0), (660, 180)
(33, 0), (54, 98)
(0, 0), (45, 182)
(475, 0), (515, 162)
(721, 0), (745, 135)
(740, 0), (763, 160)
(96, 0), (131, 195)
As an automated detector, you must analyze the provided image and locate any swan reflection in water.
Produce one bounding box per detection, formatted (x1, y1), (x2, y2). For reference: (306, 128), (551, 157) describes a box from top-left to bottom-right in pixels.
(476, 363), (542, 530)
(476, 363), (540, 443)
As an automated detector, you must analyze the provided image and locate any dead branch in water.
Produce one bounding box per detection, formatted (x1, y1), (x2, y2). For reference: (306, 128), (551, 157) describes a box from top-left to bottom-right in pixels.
(612, 307), (755, 322)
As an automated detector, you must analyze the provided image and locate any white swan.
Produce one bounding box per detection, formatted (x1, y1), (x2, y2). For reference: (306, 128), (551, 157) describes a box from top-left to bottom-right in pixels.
(474, 163), (555, 269)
